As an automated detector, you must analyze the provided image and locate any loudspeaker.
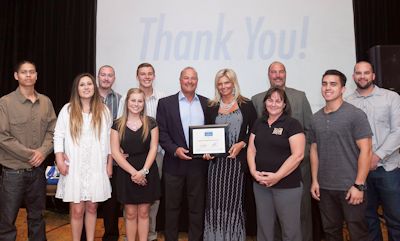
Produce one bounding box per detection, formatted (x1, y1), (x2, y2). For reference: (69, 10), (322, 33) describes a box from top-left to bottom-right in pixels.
(368, 45), (400, 93)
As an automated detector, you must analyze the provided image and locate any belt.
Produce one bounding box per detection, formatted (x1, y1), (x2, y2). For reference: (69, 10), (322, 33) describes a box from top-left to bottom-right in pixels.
(0, 165), (34, 173)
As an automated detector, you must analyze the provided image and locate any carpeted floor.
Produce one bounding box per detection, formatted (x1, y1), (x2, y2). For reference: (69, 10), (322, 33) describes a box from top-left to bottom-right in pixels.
(15, 208), (210, 241)
(16, 208), (113, 241)
(15, 207), (388, 241)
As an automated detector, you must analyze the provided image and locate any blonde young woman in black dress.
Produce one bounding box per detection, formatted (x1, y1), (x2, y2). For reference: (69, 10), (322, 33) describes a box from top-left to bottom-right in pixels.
(110, 88), (160, 241)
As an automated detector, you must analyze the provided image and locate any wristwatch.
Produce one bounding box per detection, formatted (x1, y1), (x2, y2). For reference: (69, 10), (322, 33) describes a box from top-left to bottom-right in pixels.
(353, 183), (367, 191)
(142, 168), (149, 176)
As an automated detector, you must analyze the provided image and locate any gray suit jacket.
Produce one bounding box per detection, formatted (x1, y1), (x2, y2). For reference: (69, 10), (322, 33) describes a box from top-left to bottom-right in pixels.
(251, 87), (313, 143)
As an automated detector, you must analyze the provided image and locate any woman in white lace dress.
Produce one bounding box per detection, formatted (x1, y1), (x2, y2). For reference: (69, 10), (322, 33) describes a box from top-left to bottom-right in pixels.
(54, 73), (112, 241)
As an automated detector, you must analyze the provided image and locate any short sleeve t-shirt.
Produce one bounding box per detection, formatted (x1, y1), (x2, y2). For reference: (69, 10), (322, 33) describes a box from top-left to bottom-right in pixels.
(310, 102), (373, 191)
(251, 114), (304, 188)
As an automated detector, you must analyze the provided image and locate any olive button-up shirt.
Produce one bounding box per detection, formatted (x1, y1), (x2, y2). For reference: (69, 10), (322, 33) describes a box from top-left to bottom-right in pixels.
(0, 87), (57, 170)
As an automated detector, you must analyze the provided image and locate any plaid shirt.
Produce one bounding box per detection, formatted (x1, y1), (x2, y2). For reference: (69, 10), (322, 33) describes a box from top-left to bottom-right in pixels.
(101, 89), (122, 120)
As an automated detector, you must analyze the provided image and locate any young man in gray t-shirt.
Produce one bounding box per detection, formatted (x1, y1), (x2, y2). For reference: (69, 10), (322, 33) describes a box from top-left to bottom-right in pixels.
(310, 69), (373, 241)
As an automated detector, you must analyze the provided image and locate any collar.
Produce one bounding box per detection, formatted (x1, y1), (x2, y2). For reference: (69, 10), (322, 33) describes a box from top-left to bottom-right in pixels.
(265, 112), (288, 126)
(106, 89), (117, 97)
(15, 87), (39, 104)
(354, 85), (383, 98)
(101, 89), (118, 102)
(178, 91), (199, 102)
(147, 89), (158, 100)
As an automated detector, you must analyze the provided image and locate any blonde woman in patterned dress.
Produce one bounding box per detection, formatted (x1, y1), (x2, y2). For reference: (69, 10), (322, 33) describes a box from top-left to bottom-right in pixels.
(203, 69), (257, 241)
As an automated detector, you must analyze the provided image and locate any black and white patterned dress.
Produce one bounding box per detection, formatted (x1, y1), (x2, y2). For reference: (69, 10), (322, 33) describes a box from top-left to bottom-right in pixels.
(204, 109), (246, 241)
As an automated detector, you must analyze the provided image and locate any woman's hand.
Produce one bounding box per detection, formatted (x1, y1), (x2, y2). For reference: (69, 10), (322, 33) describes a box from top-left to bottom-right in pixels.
(260, 171), (282, 187)
(251, 169), (267, 184)
(55, 153), (69, 176)
(131, 171), (147, 186)
(227, 141), (246, 159)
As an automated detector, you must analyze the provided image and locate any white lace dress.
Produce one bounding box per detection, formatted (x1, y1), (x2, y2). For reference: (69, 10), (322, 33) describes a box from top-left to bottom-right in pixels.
(54, 104), (112, 203)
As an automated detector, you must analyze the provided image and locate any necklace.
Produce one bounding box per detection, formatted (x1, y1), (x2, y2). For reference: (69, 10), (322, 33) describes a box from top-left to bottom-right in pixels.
(219, 98), (236, 111)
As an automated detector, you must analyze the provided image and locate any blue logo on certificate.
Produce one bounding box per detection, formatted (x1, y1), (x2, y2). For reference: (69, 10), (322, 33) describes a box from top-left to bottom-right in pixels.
(204, 131), (213, 137)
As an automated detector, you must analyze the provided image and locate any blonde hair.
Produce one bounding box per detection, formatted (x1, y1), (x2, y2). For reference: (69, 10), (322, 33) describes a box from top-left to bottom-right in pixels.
(209, 68), (248, 107)
(115, 88), (150, 141)
(68, 73), (106, 144)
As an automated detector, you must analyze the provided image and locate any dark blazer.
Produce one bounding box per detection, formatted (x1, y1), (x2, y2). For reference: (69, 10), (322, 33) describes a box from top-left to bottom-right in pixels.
(204, 99), (257, 169)
(156, 92), (209, 176)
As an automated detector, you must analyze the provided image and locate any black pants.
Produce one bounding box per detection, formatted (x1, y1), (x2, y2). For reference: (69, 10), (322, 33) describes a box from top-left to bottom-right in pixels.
(319, 189), (369, 241)
(164, 172), (206, 241)
(101, 166), (120, 241)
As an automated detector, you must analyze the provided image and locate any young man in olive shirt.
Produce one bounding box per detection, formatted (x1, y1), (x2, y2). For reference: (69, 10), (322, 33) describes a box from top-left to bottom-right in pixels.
(0, 60), (57, 241)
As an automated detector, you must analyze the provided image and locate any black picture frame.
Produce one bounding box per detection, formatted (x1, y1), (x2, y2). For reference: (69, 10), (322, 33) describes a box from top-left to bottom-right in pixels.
(189, 124), (229, 158)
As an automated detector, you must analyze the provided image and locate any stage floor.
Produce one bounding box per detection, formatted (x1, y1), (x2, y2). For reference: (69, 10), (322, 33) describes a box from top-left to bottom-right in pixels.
(15, 208), (387, 241)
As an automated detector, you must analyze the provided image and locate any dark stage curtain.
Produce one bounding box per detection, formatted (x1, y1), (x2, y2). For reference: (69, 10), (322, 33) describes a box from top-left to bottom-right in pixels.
(0, 0), (97, 114)
(353, 0), (400, 60)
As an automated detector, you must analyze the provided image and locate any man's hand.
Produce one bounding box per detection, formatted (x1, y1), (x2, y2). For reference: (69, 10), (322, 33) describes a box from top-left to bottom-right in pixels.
(29, 149), (45, 167)
(345, 186), (364, 205)
(310, 181), (320, 201)
(175, 147), (192, 160)
(120, 148), (129, 159)
(107, 163), (113, 178)
(370, 153), (380, 170)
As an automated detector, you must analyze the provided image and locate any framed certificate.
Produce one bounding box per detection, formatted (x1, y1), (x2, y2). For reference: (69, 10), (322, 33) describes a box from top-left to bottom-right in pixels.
(189, 124), (229, 158)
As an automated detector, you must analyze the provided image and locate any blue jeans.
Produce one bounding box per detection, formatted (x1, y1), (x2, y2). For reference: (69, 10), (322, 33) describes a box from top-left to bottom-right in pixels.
(0, 166), (46, 241)
(366, 167), (400, 241)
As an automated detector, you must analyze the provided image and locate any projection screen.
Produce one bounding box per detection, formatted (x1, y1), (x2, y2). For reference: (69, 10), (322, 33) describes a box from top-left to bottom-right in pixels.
(97, 0), (357, 111)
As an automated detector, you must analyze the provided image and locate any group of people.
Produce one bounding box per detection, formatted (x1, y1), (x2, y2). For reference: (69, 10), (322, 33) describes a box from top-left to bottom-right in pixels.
(0, 59), (398, 241)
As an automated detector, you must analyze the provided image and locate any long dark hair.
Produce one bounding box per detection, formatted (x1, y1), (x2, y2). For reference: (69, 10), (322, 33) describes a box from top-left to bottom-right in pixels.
(68, 73), (107, 143)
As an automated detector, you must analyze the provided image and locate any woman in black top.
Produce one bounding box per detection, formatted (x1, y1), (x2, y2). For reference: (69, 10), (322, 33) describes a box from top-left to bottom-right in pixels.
(247, 87), (305, 241)
(110, 88), (160, 241)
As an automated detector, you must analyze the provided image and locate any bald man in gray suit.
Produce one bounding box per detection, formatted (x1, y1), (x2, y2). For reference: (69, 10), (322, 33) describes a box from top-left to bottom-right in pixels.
(251, 61), (313, 241)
